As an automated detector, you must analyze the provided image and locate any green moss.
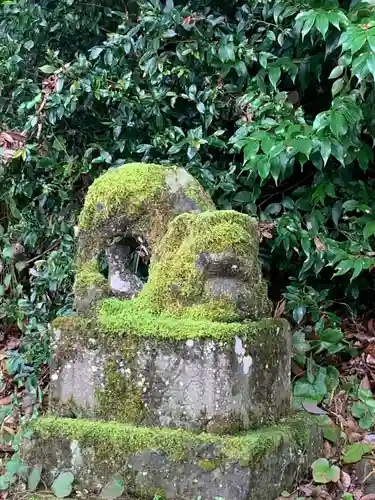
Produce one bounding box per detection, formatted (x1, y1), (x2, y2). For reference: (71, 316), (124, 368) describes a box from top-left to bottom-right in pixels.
(73, 259), (107, 298)
(78, 163), (215, 232)
(98, 297), (284, 341)
(52, 299), (285, 344)
(32, 414), (319, 464)
(198, 459), (218, 471)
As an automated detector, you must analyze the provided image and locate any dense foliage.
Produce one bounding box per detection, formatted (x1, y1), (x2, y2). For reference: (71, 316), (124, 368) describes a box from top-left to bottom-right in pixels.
(1, 0), (375, 407)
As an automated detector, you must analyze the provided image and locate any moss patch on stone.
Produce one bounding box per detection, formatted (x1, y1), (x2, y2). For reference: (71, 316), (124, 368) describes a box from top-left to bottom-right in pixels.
(73, 259), (107, 298)
(95, 358), (147, 424)
(198, 459), (218, 471)
(98, 298), (285, 341)
(78, 163), (214, 232)
(32, 415), (318, 464)
(52, 303), (287, 345)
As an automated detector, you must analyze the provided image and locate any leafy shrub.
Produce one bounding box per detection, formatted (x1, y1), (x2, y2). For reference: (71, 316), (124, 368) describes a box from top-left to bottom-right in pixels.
(1, 0), (375, 398)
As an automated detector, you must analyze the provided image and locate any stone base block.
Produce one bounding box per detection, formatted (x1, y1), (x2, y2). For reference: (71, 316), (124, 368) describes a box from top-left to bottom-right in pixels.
(25, 415), (322, 500)
(51, 309), (291, 433)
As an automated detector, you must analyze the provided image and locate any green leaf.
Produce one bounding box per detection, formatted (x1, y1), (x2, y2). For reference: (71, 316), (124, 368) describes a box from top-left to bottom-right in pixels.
(165, 0), (174, 12)
(51, 471), (74, 498)
(100, 476), (125, 499)
(28, 464), (42, 491)
(257, 157), (270, 181)
(316, 13), (329, 39)
(0, 473), (12, 492)
(90, 47), (104, 60)
(322, 423), (340, 443)
(290, 138), (312, 157)
(302, 13), (317, 40)
(168, 143), (184, 154)
(367, 54), (375, 80)
(293, 306), (306, 324)
(244, 140), (259, 162)
(351, 259), (364, 280)
(332, 77), (344, 96)
(293, 365), (327, 408)
(104, 50), (113, 66)
(39, 65), (56, 74)
(368, 34), (375, 53)
(233, 191), (252, 203)
(329, 112), (347, 137)
(292, 330), (311, 354)
(196, 102), (205, 114)
(6, 453), (28, 477)
(265, 203), (282, 215)
(342, 443), (372, 464)
(319, 328), (343, 344)
(269, 66), (281, 90)
(218, 40), (235, 62)
(350, 33), (367, 54)
(342, 494), (354, 500)
(364, 221), (375, 238)
(351, 401), (375, 430)
(311, 458), (340, 484)
(328, 66), (344, 79)
(269, 143), (284, 158)
(319, 138), (331, 166)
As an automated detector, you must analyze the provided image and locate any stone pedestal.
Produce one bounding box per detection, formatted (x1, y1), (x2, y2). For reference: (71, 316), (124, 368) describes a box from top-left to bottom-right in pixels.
(51, 312), (291, 432)
(24, 163), (321, 499)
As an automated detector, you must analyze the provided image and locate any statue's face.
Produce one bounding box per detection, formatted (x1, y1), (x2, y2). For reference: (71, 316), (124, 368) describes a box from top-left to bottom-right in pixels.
(195, 250), (260, 318)
(140, 211), (271, 321)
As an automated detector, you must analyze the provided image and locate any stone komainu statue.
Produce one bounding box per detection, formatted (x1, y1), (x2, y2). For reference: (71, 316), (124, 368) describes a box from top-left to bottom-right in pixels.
(26, 163), (321, 500)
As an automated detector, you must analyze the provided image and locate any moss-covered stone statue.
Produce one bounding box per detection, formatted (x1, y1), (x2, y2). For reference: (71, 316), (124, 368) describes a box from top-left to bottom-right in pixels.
(25, 163), (321, 500)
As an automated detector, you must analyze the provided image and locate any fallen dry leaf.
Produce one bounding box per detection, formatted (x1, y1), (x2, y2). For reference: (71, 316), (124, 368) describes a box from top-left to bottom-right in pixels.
(258, 221), (275, 242)
(340, 470), (351, 490)
(360, 494), (375, 500)
(323, 439), (332, 458)
(314, 236), (326, 252)
(352, 488), (364, 499)
(361, 375), (372, 390)
(6, 338), (20, 350)
(0, 396), (12, 406)
(274, 299), (286, 318)
(0, 131), (26, 165)
(303, 402), (327, 415)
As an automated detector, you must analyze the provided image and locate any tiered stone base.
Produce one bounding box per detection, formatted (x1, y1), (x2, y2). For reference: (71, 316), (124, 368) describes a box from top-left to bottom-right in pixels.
(25, 415), (321, 500)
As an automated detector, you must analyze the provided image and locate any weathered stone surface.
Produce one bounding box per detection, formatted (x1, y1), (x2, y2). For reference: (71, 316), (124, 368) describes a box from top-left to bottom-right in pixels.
(74, 163), (214, 313)
(26, 416), (322, 500)
(51, 314), (291, 432)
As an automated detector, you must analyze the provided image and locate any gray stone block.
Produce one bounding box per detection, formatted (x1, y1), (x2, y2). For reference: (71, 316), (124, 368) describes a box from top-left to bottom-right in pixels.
(26, 416), (322, 500)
